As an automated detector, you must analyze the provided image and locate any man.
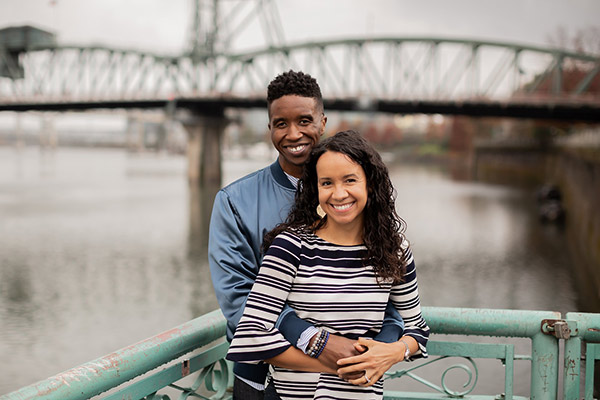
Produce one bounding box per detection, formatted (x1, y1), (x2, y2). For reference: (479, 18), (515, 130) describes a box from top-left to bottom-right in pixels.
(208, 70), (404, 399)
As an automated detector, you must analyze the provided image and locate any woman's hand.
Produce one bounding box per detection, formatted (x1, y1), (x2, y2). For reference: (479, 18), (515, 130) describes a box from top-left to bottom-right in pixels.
(336, 337), (405, 387)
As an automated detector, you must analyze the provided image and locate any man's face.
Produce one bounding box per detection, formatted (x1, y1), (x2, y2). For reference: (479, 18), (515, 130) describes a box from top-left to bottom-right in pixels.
(268, 95), (327, 178)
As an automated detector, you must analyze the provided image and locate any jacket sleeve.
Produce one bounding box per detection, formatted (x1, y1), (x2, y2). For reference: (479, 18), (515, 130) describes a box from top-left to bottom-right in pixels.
(208, 189), (262, 340)
(208, 189), (313, 344)
(374, 302), (405, 343)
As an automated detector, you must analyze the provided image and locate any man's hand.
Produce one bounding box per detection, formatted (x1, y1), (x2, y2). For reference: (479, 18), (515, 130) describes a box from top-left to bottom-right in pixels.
(313, 334), (364, 380)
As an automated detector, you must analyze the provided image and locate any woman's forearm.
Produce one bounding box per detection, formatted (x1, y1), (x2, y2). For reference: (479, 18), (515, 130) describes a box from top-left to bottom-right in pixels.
(266, 346), (337, 374)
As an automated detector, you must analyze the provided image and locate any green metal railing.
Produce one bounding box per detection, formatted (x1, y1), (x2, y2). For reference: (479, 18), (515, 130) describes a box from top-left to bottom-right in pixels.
(2, 307), (599, 400)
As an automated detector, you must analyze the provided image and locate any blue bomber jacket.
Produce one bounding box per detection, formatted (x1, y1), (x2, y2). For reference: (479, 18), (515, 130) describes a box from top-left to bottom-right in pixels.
(208, 160), (404, 384)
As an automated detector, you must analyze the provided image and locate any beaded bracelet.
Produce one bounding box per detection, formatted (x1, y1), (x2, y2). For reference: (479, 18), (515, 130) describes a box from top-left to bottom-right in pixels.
(309, 330), (327, 357)
(306, 329), (322, 356)
(314, 331), (330, 358)
(308, 329), (329, 358)
(307, 331), (321, 357)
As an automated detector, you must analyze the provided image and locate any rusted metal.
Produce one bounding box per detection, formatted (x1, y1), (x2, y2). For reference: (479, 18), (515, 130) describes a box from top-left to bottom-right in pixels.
(542, 319), (571, 339)
(182, 359), (190, 377)
(5, 307), (599, 400)
(563, 313), (600, 399)
(0, 309), (226, 400)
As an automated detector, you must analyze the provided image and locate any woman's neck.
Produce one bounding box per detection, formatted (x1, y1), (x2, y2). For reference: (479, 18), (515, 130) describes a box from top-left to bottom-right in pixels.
(316, 221), (363, 246)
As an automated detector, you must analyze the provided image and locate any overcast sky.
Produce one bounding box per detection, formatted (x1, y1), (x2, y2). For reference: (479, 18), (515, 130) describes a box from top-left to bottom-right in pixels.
(1, 0), (599, 55)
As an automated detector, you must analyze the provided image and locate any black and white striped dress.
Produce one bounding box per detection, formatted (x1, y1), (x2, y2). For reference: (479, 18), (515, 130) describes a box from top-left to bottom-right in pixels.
(227, 230), (429, 400)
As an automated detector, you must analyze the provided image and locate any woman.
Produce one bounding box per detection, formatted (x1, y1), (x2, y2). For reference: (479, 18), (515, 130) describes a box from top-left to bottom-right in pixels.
(227, 130), (429, 399)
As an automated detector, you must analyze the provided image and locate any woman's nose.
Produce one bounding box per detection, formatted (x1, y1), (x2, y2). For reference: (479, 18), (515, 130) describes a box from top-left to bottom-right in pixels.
(332, 184), (348, 199)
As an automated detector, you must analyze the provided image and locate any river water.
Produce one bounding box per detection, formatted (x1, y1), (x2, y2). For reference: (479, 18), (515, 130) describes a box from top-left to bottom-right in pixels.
(0, 146), (579, 396)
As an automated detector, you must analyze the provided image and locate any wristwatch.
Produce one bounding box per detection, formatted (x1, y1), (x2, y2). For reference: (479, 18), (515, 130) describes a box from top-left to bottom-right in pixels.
(400, 339), (411, 360)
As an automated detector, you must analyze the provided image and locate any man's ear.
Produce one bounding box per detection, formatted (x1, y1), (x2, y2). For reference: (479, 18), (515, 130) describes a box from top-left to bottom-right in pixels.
(320, 114), (328, 135)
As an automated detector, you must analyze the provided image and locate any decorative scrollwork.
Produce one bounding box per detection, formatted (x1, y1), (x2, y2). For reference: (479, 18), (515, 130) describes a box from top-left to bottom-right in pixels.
(440, 357), (478, 397)
(143, 358), (232, 400)
(385, 355), (478, 397)
(191, 359), (231, 399)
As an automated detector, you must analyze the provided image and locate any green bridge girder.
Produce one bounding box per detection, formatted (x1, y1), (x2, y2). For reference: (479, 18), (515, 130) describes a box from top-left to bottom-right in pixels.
(1, 36), (598, 107)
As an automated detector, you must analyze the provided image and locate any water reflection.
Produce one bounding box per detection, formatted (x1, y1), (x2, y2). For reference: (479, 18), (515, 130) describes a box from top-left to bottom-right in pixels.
(0, 147), (579, 395)
(187, 183), (220, 317)
(392, 164), (577, 314)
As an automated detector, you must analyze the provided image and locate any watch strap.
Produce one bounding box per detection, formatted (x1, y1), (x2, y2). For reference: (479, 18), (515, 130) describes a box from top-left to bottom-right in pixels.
(400, 338), (411, 360)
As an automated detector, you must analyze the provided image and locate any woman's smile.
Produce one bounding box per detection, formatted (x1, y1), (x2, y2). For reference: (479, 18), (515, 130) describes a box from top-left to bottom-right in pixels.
(329, 202), (355, 211)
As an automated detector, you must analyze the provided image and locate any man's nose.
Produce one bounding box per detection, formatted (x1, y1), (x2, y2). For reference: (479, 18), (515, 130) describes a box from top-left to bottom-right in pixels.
(287, 124), (303, 140)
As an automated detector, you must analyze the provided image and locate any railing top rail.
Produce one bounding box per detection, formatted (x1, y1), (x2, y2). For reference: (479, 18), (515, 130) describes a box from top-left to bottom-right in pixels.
(565, 312), (600, 342)
(1, 310), (226, 400)
(0, 307), (569, 400)
(422, 306), (561, 338)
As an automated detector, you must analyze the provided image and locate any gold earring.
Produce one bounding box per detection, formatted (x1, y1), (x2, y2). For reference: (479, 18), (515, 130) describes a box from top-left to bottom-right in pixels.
(316, 204), (326, 218)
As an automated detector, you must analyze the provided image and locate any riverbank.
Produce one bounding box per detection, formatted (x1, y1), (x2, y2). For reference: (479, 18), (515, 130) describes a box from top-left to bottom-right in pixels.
(472, 140), (600, 312)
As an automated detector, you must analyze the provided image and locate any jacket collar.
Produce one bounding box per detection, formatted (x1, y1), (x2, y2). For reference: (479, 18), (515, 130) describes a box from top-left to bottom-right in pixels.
(270, 159), (296, 190)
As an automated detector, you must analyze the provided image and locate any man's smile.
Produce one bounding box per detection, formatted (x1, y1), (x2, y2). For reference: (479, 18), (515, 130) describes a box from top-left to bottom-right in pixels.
(285, 144), (309, 154)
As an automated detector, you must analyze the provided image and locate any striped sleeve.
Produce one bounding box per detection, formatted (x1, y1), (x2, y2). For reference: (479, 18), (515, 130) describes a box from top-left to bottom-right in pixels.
(226, 231), (301, 363)
(390, 248), (430, 359)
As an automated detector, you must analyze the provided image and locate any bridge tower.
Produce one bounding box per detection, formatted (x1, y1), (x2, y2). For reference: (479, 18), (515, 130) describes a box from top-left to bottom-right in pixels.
(182, 0), (285, 186)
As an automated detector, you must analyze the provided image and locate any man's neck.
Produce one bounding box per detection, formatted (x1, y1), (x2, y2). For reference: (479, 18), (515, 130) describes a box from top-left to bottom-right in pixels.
(278, 158), (302, 179)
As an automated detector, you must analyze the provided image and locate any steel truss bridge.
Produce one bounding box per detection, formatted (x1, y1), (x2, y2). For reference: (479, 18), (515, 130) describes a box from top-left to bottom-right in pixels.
(1, 37), (600, 120)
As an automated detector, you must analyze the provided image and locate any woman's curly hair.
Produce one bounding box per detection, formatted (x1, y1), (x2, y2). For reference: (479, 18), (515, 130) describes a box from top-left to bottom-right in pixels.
(263, 130), (408, 283)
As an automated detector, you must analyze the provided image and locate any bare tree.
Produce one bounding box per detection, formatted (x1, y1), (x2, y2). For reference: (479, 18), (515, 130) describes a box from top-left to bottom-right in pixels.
(546, 25), (600, 55)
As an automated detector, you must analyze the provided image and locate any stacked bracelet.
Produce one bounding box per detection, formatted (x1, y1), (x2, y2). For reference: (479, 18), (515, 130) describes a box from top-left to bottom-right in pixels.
(306, 329), (323, 357)
(314, 331), (329, 358)
(307, 329), (330, 358)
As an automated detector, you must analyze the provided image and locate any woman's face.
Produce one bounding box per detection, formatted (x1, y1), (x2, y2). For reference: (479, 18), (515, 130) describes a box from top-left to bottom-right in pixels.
(316, 151), (368, 230)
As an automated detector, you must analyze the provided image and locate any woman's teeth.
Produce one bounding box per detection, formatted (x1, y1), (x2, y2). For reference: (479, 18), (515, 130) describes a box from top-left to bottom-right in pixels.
(331, 203), (353, 211)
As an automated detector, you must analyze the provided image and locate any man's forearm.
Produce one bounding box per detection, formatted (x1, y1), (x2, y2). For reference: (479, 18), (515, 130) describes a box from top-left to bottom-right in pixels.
(266, 346), (336, 374)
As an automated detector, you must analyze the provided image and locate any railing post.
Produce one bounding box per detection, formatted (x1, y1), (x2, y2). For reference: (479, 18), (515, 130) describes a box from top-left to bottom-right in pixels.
(563, 333), (581, 400)
(564, 313), (600, 400)
(530, 332), (559, 400)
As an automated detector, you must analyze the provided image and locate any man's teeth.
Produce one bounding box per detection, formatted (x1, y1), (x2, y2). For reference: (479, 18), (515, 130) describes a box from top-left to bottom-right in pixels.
(289, 145), (306, 153)
(331, 203), (353, 210)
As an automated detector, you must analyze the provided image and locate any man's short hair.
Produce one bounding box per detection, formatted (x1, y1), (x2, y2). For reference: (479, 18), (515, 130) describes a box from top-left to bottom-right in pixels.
(267, 70), (323, 113)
